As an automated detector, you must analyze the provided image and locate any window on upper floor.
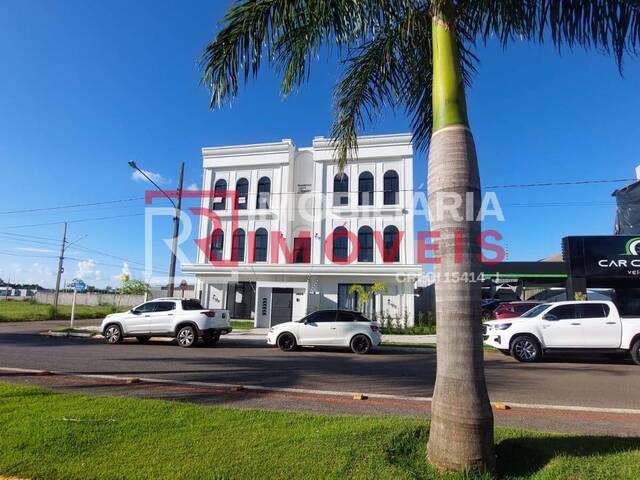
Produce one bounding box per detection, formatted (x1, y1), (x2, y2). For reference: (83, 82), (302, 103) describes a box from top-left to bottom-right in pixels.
(235, 178), (249, 210)
(357, 226), (373, 262)
(383, 225), (400, 262)
(358, 172), (374, 206)
(383, 170), (399, 205)
(256, 177), (271, 209)
(333, 174), (349, 206)
(213, 179), (227, 210)
(231, 228), (246, 262)
(210, 229), (224, 261)
(254, 228), (268, 261)
(332, 226), (349, 262)
(293, 237), (311, 264)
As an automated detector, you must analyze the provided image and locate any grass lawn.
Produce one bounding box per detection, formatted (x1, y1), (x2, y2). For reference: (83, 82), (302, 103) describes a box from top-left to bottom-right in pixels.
(0, 383), (638, 479)
(380, 325), (437, 335)
(0, 301), (126, 322)
(231, 320), (254, 330)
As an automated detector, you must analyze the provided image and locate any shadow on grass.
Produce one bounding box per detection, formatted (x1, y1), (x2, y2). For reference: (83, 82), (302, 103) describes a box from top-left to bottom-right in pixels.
(384, 426), (640, 479)
(495, 435), (640, 478)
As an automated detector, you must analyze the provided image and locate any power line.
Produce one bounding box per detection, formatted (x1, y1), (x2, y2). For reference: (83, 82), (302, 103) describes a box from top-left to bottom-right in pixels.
(0, 213), (145, 229)
(0, 197), (144, 215)
(485, 178), (635, 189)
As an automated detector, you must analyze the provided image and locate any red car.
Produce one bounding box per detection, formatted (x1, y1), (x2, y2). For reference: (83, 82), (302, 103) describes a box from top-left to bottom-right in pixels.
(492, 301), (541, 320)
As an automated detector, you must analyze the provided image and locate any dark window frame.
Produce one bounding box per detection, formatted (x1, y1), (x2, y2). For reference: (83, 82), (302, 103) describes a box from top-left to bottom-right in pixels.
(213, 179), (227, 211)
(235, 178), (249, 210)
(254, 228), (268, 262)
(231, 228), (246, 262)
(358, 172), (374, 206)
(332, 226), (349, 262)
(357, 226), (374, 262)
(383, 170), (399, 205)
(383, 225), (400, 262)
(210, 228), (224, 261)
(256, 177), (271, 209)
(333, 174), (349, 206)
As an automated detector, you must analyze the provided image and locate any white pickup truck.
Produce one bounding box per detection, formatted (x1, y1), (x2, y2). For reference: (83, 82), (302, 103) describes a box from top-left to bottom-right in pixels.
(483, 300), (640, 364)
(100, 298), (232, 348)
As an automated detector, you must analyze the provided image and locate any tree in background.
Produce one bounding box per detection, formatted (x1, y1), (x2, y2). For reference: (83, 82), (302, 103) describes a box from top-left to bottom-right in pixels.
(201, 0), (640, 472)
(348, 282), (387, 313)
(117, 274), (150, 295)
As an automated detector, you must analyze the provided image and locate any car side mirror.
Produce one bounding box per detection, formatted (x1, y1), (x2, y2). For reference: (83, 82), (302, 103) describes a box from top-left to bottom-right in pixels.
(542, 313), (557, 321)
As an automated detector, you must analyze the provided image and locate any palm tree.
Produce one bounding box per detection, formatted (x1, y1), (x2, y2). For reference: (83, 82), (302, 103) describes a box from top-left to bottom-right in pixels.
(201, 0), (640, 472)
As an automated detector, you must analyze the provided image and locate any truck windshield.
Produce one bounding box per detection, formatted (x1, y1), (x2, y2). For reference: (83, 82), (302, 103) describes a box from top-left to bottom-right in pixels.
(520, 304), (551, 318)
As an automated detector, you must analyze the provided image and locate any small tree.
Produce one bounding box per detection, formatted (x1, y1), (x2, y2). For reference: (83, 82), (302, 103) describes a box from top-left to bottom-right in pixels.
(117, 274), (150, 295)
(348, 282), (387, 313)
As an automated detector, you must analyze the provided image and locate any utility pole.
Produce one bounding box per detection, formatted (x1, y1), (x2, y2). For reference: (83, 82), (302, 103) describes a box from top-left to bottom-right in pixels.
(128, 160), (183, 298)
(53, 222), (67, 308)
(167, 162), (184, 297)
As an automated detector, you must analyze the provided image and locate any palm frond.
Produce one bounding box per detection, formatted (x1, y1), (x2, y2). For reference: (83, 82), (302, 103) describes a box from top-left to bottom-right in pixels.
(465, 0), (640, 69)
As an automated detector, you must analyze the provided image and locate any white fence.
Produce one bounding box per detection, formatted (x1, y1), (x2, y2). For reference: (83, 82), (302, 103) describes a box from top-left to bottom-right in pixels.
(35, 292), (147, 307)
(34, 289), (199, 307)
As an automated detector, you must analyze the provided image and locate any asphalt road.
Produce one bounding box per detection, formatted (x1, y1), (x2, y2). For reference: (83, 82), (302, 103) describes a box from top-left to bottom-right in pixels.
(1, 320), (639, 435)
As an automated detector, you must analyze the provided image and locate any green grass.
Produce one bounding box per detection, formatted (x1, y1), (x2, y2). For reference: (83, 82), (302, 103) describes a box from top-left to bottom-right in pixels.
(0, 383), (638, 480)
(0, 301), (127, 322)
(231, 320), (254, 330)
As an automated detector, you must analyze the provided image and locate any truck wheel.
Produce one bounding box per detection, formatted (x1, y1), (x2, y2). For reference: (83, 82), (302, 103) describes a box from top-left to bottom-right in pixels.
(104, 324), (123, 344)
(203, 333), (220, 346)
(176, 325), (197, 348)
(510, 335), (541, 362)
(631, 339), (640, 366)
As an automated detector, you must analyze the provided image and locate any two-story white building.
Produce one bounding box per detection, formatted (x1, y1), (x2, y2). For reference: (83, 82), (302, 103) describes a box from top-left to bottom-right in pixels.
(182, 133), (422, 327)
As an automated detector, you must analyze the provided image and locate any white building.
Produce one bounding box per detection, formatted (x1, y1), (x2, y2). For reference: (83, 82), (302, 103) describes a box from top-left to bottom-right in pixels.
(182, 134), (422, 327)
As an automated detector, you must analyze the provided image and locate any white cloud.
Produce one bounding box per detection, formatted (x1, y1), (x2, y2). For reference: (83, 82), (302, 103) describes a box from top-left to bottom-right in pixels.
(113, 262), (131, 282)
(75, 259), (102, 282)
(131, 169), (168, 185)
(15, 247), (55, 253)
(186, 183), (199, 191)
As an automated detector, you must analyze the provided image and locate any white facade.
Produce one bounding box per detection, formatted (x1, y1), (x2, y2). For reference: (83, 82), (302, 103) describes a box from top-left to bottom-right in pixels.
(182, 134), (422, 327)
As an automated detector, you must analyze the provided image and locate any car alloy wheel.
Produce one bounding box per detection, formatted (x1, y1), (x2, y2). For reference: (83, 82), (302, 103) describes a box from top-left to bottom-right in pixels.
(105, 325), (122, 344)
(512, 337), (538, 362)
(350, 335), (371, 354)
(177, 326), (196, 348)
(277, 333), (296, 351)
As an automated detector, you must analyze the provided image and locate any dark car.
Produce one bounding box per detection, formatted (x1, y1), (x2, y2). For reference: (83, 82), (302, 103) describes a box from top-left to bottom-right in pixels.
(481, 299), (505, 319)
(492, 301), (542, 320)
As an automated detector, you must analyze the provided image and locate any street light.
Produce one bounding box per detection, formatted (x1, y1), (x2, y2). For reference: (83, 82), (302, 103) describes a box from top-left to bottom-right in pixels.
(129, 160), (184, 297)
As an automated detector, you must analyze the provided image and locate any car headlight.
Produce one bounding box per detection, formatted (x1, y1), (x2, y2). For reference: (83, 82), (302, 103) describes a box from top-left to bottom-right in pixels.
(268, 327), (274, 333)
(495, 323), (512, 330)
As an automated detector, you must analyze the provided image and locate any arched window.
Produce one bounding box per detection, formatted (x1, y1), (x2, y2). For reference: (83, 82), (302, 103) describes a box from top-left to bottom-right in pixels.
(357, 226), (373, 262)
(358, 172), (374, 206)
(333, 173), (349, 206)
(383, 170), (399, 205)
(332, 226), (349, 262)
(256, 177), (271, 209)
(383, 225), (400, 262)
(231, 228), (245, 262)
(235, 178), (249, 210)
(254, 228), (268, 262)
(213, 179), (227, 210)
(210, 229), (224, 261)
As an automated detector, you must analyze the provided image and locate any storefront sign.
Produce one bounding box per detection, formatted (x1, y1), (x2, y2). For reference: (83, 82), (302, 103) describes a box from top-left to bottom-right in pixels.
(563, 236), (640, 278)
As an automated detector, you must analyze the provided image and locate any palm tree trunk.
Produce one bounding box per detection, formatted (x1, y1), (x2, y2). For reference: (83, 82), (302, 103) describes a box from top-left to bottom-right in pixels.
(425, 13), (495, 472)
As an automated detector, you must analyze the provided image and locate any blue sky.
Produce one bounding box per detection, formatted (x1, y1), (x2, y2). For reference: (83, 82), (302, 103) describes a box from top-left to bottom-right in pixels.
(1, 0), (639, 288)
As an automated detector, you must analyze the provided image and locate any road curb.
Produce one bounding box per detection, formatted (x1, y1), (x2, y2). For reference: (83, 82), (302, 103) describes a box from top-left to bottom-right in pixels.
(2, 366), (640, 417)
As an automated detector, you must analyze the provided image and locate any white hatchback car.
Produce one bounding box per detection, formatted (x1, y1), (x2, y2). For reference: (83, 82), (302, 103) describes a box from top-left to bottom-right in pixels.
(267, 309), (382, 354)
